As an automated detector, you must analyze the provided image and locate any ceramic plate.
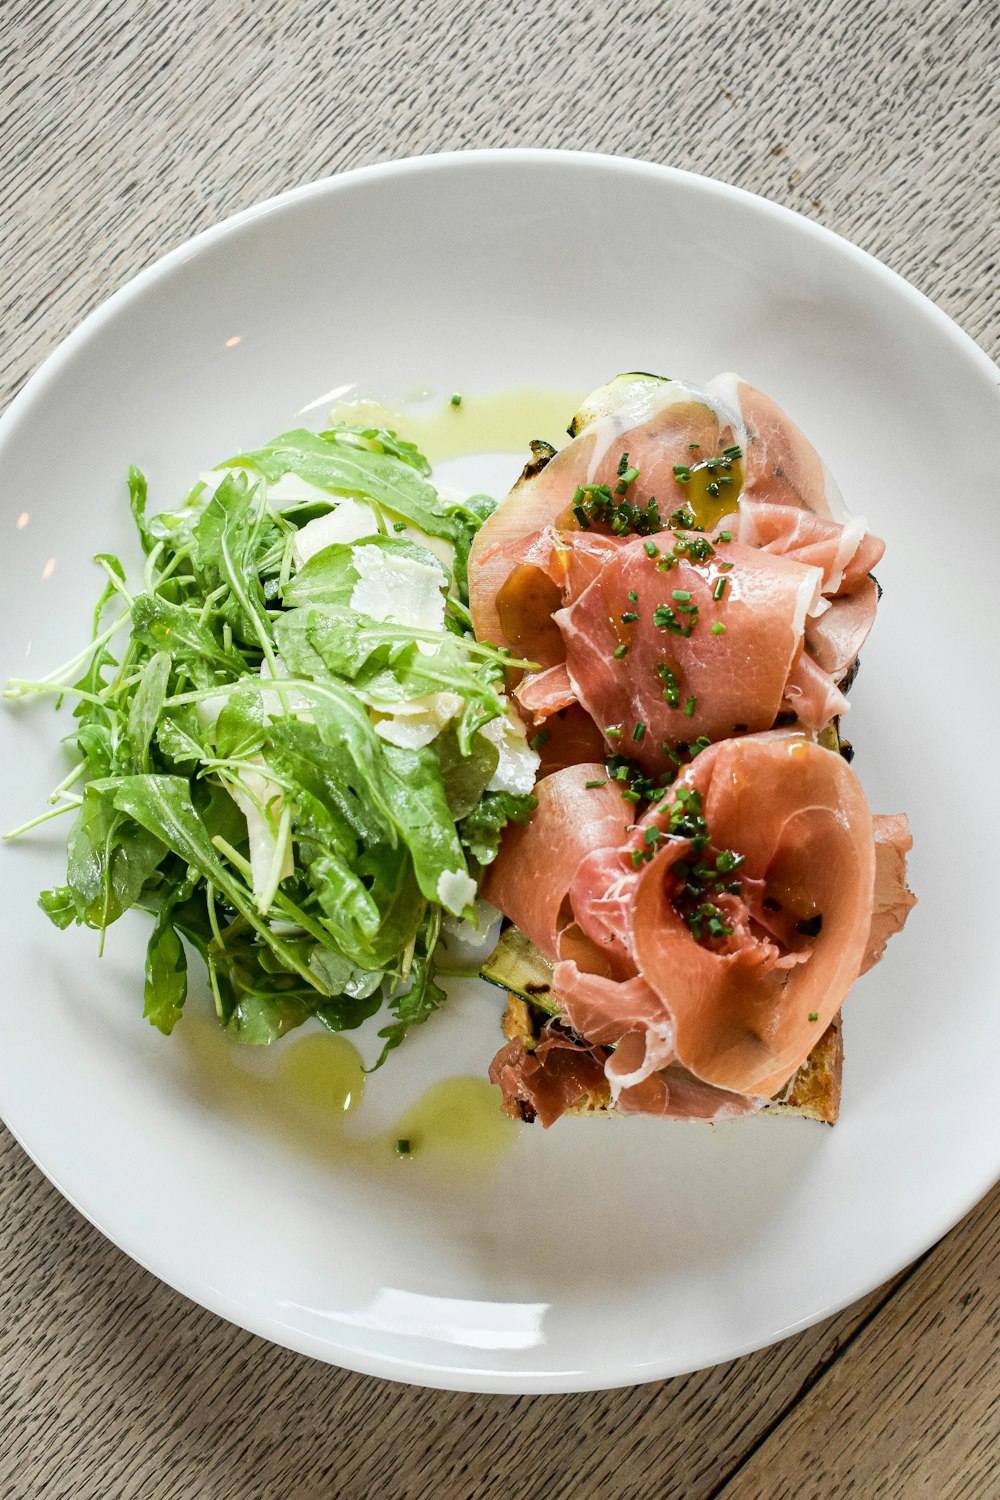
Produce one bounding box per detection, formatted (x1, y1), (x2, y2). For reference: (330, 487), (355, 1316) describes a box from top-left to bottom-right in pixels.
(1, 151), (998, 1393)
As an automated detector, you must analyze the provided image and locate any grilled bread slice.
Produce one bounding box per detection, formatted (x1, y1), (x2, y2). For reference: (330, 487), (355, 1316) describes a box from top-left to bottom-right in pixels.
(483, 925), (843, 1124)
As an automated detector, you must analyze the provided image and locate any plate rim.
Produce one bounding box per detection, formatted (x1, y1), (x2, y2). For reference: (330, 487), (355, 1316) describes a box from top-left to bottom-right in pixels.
(2, 147), (998, 1393)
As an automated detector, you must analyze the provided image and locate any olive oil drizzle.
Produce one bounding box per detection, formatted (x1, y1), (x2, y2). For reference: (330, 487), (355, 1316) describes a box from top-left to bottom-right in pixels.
(178, 1020), (515, 1172)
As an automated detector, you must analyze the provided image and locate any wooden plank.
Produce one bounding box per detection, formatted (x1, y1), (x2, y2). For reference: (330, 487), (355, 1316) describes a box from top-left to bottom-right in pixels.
(715, 1183), (1000, 1500)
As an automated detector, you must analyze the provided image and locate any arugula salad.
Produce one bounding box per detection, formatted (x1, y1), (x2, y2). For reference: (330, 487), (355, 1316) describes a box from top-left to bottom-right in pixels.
(5, 425), (540, 1063)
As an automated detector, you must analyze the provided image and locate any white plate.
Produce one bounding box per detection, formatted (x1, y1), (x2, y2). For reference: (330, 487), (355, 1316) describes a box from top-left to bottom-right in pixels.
(1, 151), (998, 1394)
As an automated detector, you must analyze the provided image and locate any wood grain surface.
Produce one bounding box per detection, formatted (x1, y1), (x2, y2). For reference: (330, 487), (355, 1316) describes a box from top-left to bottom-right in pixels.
(3, 1), (998, 1496)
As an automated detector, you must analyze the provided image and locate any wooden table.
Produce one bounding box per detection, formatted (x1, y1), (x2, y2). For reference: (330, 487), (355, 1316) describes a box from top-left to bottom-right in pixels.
(4, 3), (998, 1495)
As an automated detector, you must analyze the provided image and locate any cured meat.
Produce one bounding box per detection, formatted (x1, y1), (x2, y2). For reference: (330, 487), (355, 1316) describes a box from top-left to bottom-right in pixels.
(481, 764), (632, 957)
(781, 650), (850, 731)
(484, 733), (909, 1121)
(469, 378), (741, 651)
(805, 577), (879, 680)
(863, 813), (917, 973)
(489, 1029), (608, 1128)
(707, 374), (842, 518)
(532, 703), (608, 775)
(629, 734), (875, 1097)
(515, 662), (577, 723)
(475, 375), (911, 1124)
(737, 499), (886, 682)
(555, 537), (823, 770)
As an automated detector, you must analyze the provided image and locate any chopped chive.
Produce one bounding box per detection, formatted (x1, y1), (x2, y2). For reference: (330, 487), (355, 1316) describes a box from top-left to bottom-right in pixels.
(722, 444), (743, 459)
(396, 1138), (412, 1155)
(605, 726), (624, 739)
(573, 504), (591, 529)
(615, 465), (640, 494)
(713, 577), (727, 601)
(632, 721), (646, 741)
(529, 730), (550, 751)
(684, 695), (696, 717)
(644, 826), (661, 846)
(672, 464), (692, 483)
(392, 520), (408, 532)
(808, 1012), (818, 1023)
(688, 443), (700, 450)
(718, 560), (734, 572)
(450, 393), (462, 407)
(613, 643), (629, 659)
(628, 590), (638, 603)
(617, 451), (630, 477)
(711, 622), (726, 636)
(717, 530), (733, 542)
(585, 779), (607, 789)
(643, 540), (659, 557)
(672, 589), (692, 603)
(621, 610), (638, 623)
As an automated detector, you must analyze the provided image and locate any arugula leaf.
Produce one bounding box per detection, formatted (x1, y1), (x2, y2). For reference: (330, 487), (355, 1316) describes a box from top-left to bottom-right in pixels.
(451, 493), (496, 604)
(128, 466), (155, 555)
(155, 706), (207, 767)
(214, 688), (265, 762)
(281, 534), (447, 609)
(38, 886), (78, 930)
(192, 472), (276, 654)
(131, 593), (243, 683)
(127, 650), (171, 772)
(436, 726), (499, 820)
(110, 775), (323, 992)
(380, 742), (472, 913)
(458, 790), (536, 866)
(65, 783), (167, 929)
(373, 909), (446, 1067)
(317, 423), (432, 476)
(232, 429), (456, 540)
(143, 905), (188, 1034)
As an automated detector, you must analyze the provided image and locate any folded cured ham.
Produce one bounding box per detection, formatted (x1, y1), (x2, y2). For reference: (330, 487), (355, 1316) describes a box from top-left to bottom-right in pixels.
(473, 372), (914, 1125)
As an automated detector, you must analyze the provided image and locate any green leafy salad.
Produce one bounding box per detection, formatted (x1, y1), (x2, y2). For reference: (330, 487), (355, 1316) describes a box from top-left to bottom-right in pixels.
(5, 425), (540, 1064)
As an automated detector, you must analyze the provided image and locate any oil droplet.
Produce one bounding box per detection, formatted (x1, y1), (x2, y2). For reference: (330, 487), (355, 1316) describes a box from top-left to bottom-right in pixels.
(676, 454), (743, 531)
(327, 386), (586, 463)
(275, 1031), (365, 1118)
(392, 1076), (512, 1161)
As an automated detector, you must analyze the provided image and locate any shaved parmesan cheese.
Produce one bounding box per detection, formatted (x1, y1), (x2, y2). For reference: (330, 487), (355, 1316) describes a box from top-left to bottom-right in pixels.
(436, 868), (477, 915)
(292, 499), (379, 566)
(440, 898), (504, 967)
(267, 473), (335, 507)
(480, 703), (541, 794)
(349, 545), (446, 634)
(226, 758), (293, 904)
(372, 692), (463, 749)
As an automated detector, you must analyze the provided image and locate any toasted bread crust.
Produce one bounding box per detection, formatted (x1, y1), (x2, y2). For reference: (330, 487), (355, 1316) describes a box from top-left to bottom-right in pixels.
(499, 993), (843, 1123)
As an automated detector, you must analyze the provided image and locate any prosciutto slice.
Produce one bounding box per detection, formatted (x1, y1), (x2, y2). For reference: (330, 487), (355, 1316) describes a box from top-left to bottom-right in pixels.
(707, 374), (842, 518)
(481, 764), (632, 956)
(485, 734), (910, 1121)
(863, 813), (917, 973)
(469, 377), (740, 651)
(629, 735), (874, 1097)
(555, 537), (823, 770)
(737, 499), (886, 681)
